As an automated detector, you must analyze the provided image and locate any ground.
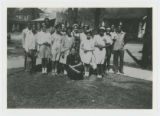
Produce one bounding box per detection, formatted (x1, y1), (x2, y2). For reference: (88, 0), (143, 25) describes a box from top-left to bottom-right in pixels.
(7, 33), (152, 109)
(8, 68), (152, 109)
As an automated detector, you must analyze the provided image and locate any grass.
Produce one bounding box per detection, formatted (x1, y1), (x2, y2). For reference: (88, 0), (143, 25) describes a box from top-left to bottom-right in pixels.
(7, 33), (152, 109)
(7, 68), (152, 109)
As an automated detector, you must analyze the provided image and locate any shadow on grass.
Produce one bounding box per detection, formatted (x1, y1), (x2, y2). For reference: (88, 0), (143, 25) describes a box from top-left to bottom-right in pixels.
(7, 67), (152, 109)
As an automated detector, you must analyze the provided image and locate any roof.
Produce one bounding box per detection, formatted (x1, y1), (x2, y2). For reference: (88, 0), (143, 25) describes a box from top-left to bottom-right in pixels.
(32, 17), (55, 21)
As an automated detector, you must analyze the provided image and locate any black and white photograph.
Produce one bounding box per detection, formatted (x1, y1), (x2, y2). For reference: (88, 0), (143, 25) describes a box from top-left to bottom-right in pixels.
(6, 7), (153, 109)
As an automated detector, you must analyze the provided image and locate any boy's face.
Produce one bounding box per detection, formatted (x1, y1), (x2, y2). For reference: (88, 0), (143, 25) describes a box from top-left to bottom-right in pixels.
(74, 27), (78, 33)
(111, 25), (115, 30)
(116, 26), (122, 33)
(67, 29), (72, 35)
(45, 19), (49, 26)
(32, 24), (36, 31)
(99, 30), (104, 36)
(86, 33), (91, 39)
(61, 24), (65, 31)
(27, 23), (32, 30)
(56, 27), (61, 33)
(37, 23), (41, 30)
(83, 27), (88, 33)
(71, 48), (76, 55)
(42, 25), (46, 32)
(106, 28), (111, 34)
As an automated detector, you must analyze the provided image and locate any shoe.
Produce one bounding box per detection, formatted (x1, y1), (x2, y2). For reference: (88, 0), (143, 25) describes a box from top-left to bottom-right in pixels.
(105, 69), (109, 74)
(64, 70), (67, 75)
(42, 68), (44, 74)
(44, 68), (47, 74)
(86, 72), (89, 77)
(119, 70), (124, 74)
(114, 70), (118, 74)
(97, 75), (102, 79)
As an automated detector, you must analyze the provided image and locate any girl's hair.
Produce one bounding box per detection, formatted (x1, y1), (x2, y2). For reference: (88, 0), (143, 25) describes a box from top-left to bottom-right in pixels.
(66, 27), (72, 31)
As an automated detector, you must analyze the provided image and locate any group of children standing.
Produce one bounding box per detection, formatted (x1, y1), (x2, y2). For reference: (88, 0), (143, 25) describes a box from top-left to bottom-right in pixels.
(22, 18), (126, 79)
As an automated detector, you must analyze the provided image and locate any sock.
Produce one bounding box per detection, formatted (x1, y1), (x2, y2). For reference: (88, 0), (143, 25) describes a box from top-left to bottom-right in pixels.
(64, 70), (67, 75)
(86, 72), (89, 76)
(44, 68), (47, 73)
(42, 68), (44, 73)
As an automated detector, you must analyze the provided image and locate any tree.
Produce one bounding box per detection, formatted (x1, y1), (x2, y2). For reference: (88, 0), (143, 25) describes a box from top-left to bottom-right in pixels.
(94, 8), (101, 31)
(141, 8), (152, 69)
(20, 8), (43, 20)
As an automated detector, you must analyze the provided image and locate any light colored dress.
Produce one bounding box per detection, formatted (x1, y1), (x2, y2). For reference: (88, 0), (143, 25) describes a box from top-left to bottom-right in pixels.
(60, 35), (73, 64)
(93, 35), (106, 64)
(80, 32), (87, 42)
(80, 38), (94, 64)
(51, 32), (63, 61)
(36, 31), (51, 59)
(79, 32), (87, 57)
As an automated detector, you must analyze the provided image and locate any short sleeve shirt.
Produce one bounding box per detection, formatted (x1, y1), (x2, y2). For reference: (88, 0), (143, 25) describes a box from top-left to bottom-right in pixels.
(113, 31), (126, 50)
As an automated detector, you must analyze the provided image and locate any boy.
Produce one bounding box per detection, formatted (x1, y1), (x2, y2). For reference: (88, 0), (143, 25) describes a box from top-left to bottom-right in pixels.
(22, 22), (32, 71)
(22, 23), (37, 72)
(66, 47), (83, 80)
(113, 26), (126, 74)
(103, 27), (113, 73)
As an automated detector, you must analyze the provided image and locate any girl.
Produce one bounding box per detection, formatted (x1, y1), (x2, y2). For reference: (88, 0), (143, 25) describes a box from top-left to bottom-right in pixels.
(93, 27), (107, 78)
(51, 24), (63, 75)
(60, 27), (73, 75)
(36, 23), (51, 74)
(80, 29), (94, 77)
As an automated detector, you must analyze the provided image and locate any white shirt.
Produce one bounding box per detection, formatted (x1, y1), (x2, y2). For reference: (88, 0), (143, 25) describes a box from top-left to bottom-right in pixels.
(80, 32), (87, 42)
(110, 31), (117, 40)
(22, 28), (36, 52)
(22, 28), (28, 49)
(104, 33), (113, 45)
(113, 31), (126, 50)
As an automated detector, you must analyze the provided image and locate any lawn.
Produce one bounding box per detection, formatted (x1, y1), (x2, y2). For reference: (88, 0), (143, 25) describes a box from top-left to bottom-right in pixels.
(7, 33), (152, 109)
(7, 68), (152, 109)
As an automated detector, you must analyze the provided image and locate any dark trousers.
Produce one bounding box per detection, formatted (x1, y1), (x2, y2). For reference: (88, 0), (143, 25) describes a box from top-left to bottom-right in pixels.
(24, 51), (27, 70)
(113, 50), (124, 72)
(30, 50), (37, 71)
(104, 46), (112, 70)
(67, 65), (84, 80)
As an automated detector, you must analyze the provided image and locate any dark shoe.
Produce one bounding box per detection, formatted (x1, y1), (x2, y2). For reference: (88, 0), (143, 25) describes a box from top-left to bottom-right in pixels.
(119, 70), (124, 74)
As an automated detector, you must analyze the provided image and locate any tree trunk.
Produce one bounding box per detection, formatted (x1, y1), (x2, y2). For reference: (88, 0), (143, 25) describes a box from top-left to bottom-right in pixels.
(73, 8), (78, 23)
(94, 8), (101, 32)
(141, 8), (152, 69)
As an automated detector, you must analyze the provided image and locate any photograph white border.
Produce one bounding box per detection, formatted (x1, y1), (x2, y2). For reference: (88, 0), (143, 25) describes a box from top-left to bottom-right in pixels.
(1, 1), (159, 116)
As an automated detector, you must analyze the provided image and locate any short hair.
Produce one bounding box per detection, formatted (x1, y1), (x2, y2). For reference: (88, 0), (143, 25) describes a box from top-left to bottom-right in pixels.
(44, 18), (49, 22)
(83, 25), (89, 30)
